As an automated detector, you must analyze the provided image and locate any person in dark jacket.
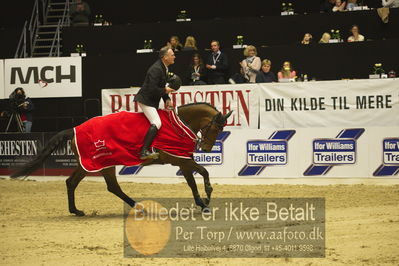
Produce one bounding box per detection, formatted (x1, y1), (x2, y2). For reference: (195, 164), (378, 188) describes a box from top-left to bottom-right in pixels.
(9, 87), (34, 132)
(255, 59), (277, 83)
(133, 46), (175, 159)
(70, 0), (91, 26)
(205, 40), (229, 84)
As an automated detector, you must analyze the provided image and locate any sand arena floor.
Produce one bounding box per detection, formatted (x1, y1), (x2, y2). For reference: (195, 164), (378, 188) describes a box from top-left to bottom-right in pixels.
(1, 178), (398, 265)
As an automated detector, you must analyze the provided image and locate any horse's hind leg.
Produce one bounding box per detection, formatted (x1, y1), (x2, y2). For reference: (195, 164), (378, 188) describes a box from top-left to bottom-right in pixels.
(66, 165), (87, 216)
(194, 164), (212, 206)
(180, 167), (207, 209)
(101, 167), (136, 207)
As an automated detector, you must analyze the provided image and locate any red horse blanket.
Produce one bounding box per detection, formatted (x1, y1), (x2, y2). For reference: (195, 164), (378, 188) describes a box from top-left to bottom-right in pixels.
(74, 109), (197, 172)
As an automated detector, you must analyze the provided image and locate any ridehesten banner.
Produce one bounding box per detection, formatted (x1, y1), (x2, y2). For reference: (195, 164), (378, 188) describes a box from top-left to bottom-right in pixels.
(102, 83), (260, 128)
(259, 79), (399, 128)
(4, 57), (82, 98)
(0, 60), (4, 99)
(0, 132), (85, 176)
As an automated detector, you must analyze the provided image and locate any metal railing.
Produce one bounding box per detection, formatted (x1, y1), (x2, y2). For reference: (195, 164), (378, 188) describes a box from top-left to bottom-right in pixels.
(15, 0), (70, 58)
(49, 0), (70, 57)
(14, 21), (28, 58)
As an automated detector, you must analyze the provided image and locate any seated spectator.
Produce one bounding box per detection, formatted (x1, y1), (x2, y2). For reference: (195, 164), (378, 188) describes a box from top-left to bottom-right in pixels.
(346, 0), (358, 9)
(187, 53), (207, 85)
(277, 61), (296, 81)
(229, 45), (261, 83)
(333, 0), (346, 11)
(320, 0), (336, 13)
(255, 59), (277, 83)
(167, 36), (183, 52)
(182, 36), (198, 51)
(347, 25), (365, 42)
(382, 0), (399, 8)
(319, 32), (331, 43)
(301, 33), (313, 44)
(70, 0), (91, 26)
(205, 40), (229, 84)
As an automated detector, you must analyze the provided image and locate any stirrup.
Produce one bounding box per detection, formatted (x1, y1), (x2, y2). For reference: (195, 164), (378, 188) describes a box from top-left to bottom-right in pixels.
(140, 150), (159, 160)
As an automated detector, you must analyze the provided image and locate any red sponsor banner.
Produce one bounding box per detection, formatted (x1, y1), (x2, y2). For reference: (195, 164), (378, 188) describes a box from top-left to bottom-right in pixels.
(102, 84), (259, 128)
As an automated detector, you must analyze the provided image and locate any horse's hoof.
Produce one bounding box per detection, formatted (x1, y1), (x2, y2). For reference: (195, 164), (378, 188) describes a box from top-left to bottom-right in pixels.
(203, 198), (210, 205)
(72, 210), (85, 216)
(202, 207), (211, 213)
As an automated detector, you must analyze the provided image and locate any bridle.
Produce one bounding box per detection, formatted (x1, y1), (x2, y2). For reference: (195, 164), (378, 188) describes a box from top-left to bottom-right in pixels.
(196, 113), (225, 150)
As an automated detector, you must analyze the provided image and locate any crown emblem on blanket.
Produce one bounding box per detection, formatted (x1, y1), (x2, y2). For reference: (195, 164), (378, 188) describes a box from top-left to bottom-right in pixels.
(94, 140), (105, 148)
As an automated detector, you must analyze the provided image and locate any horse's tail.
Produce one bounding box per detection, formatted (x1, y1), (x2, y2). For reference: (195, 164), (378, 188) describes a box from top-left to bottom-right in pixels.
(10, 128), (74, 178)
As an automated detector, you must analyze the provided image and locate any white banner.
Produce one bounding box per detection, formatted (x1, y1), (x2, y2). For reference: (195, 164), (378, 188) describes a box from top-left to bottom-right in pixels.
(115, 127), (399, 178)
(0, 60), (4, 99)
(102, 84), (260, 128)
(4, 57), (82, 98)
(100, 80), (399, 178)
(259, 79), (399, 128)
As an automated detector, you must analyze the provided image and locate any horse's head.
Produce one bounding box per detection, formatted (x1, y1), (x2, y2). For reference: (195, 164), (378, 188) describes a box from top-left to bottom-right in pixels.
(199, 110), (233, 152)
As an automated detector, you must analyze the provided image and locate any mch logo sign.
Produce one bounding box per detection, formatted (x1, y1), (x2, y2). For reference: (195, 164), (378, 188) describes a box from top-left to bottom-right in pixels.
(193, 141), (223, 165)
(246, 140), (287, 165)
(313, 139), (356, 165)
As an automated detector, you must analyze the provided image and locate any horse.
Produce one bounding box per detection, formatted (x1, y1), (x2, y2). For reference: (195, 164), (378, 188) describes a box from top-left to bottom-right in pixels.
(10, 103), (233, 216)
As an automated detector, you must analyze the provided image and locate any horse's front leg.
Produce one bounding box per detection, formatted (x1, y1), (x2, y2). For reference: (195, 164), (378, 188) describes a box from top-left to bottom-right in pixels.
(194, 164), (213, 206)
(180, 166), (207, 210)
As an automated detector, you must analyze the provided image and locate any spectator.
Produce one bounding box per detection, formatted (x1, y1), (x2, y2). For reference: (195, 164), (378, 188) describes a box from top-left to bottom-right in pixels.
(333, 0), (346, 11)
(382, 0), (399, 8)
(255, 59), (277, 83)
(319, 32), (331, 43)
(347, 25), (365, 42)
(205, 40), (229, 84)
(187, 53), (207, 85)
(346, 0), (358, 9)
(9, 88), (34, 133)
(301, 33), (313, 44)
(70, 0), (91, 27)
(229, 45), (261, 83)
(277, 61), (296, 81)
(167, 36), (183, 52)
(182, 36), (198, 51)
(320, 0), (336, 13)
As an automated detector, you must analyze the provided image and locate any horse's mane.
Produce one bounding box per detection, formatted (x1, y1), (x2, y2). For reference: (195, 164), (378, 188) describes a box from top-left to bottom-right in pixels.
(178, 102), (219, 112)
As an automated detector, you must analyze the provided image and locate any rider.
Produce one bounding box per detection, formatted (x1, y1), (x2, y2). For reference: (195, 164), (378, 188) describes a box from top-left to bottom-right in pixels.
(134, 46), (176, 160)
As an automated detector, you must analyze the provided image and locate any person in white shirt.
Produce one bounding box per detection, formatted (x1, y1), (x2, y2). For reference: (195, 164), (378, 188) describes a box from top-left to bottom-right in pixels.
(382, 0), (399, 8)
(347, 25), (365, 42)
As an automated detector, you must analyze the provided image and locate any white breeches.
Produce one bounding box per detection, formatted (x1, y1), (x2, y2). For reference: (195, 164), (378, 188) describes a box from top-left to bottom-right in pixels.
(138, 102), (162, 129)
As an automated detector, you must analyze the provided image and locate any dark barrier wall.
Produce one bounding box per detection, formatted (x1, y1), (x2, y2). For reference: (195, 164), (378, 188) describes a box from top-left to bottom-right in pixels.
(60, 0), (384, 25)
(0, 0), (383, 28)
(62, 9), (399, 55)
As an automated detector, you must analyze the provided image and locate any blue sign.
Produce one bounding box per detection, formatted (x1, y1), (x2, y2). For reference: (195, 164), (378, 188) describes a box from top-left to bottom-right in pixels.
(238, 130), (296, 176)
(246, 140), (288, 165)
(383, 138), (399, 165)
(313, 139), (356, 165)
(193, 141), (223, 165)
(304, 128), (364, 176)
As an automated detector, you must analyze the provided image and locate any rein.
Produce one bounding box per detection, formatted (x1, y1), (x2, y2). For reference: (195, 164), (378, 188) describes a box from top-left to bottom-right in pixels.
(197, 114), (225, 150)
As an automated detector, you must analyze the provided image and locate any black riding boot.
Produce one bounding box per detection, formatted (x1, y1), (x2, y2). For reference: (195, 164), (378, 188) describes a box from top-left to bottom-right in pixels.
(140, 124), (159, 160)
